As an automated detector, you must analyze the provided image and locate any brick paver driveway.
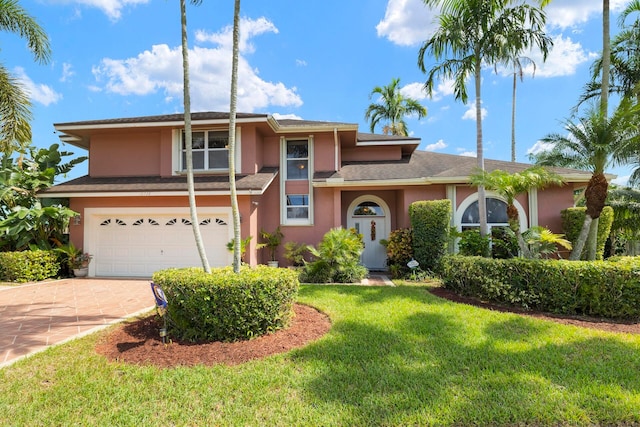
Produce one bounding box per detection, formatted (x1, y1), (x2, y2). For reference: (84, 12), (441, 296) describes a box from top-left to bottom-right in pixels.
(0, 278), (154, 368)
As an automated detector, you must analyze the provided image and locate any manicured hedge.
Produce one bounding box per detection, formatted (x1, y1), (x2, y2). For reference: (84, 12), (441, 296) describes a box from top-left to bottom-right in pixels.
(0, 250), (60, 283)
(152, 266), (299, 342)
(440, 255), (640, 319)
(409, 199), (451, 272)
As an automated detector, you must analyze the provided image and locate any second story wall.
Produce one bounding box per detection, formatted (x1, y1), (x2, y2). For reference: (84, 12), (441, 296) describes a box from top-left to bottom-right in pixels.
(90, 130), (162, 177)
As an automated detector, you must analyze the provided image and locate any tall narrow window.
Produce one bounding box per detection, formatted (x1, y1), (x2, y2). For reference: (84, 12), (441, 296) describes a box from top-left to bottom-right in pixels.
(181, 130), (229, 171)
(286, 140), (308, 180)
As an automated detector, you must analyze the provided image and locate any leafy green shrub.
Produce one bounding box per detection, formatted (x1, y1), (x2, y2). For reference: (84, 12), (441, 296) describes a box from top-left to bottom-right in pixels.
(440, 255), (640, 319)
(409, 200), (451, 272)
(152, 266), (299, 342)
(456, 229), (491, 257)
(0, 250), (60, 282)
(562, 206), (614, 260)
(300, 228), (367, 283)
(491, 227), (518, 259)
(283, 241), (309, 267)
(383, 228), (413, 278)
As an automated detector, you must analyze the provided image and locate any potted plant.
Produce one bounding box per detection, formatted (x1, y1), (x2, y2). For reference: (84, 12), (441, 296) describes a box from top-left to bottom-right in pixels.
(260, 226), (284, 267)
(56, 243), (93, 277)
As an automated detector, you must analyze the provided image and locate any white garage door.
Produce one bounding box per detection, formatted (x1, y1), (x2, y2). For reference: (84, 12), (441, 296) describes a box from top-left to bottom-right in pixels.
(85, 208), (232, 277)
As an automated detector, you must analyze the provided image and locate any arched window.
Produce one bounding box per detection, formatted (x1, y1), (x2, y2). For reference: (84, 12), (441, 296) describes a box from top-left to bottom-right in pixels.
(353, 201), (383, 216)
(461, 197), (509, 231)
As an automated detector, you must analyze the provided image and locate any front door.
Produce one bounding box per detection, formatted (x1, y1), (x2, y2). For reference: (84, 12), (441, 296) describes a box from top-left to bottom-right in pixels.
(347, 197), (389, 271)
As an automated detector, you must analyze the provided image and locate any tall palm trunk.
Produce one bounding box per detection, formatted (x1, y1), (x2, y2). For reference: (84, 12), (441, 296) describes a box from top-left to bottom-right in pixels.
(229, 0), (242, 273)
(474, 56), (488, 237)
(511, 66), (517, 162)
(180, 0), (210, 272)
(570, 172), (608, 260)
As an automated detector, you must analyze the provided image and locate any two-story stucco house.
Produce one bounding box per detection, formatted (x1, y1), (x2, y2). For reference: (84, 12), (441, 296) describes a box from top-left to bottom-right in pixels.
(44, 112), (591, 277)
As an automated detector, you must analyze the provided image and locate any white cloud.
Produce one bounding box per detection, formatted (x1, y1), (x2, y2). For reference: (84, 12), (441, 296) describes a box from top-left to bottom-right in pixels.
(60, 62), (75, 82)
(272, 113), (303, 120)
(544, 0), (628, 29)
(295, 59), (307, 67)
(195, 17), (278, 54)
(459, 150), (476, 157)
(376, 0), (437, 46)
(527, 140), (555, 156)
(14, 67), (62, 106)
(92, 17), (302, 112)
(52, 0), (149, 21)
(511, 34), (596, 78)
(400, 82), (428, 100)
(462, 102), (487, 121)
(424, 139), (447, 151)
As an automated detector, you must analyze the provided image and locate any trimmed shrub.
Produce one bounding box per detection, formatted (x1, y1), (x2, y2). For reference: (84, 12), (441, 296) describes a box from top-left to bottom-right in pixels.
(383, 228), (414, 279)
(440, 255), (640, 319)
(152, 266), (299, 342)
(456, 229), (491, 257)
(562, 206), (614, 260)
(0, 250), (60, 283)
(300, 228), (367, 283)
(409, 200), (451, 272)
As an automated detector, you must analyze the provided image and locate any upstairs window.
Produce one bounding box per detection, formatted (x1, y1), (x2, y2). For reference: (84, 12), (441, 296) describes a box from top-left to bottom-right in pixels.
(286, 140), (309, 180)
(181, 130), (229, 171)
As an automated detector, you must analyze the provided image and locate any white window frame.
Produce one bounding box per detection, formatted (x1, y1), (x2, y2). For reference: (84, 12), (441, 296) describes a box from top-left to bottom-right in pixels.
(173, 128), (241, 175)
(280, 136), (314, 225)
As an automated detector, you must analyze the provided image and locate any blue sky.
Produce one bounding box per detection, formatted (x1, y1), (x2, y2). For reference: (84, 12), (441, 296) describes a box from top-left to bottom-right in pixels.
(7, 0), (635, 183)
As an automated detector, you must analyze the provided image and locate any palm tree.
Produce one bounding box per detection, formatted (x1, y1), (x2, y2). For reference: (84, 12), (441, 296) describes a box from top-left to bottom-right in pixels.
(0, 0), (51, 155)
(180, 0), (211, 273)
(364, 77), (427, 136)
(506, 56), (536, 162)
(418, 0), (552, 237)
(469, 166), (564, 258)
(228, 0), (242, 273)
(578, 0), (640, 107)
(531, 96), (640, 260)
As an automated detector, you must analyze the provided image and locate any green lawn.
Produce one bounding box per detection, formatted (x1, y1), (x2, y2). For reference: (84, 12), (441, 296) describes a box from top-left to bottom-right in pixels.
(2, 283), (639, 426)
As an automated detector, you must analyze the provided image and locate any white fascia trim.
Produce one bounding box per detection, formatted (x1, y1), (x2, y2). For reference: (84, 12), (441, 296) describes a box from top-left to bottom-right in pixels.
(39, 189), (267, 198)
(313, 178), (431, 188)
(356, 140), (419, 147)
(271, 123), (359, 134)
(54, 116), (269, 133)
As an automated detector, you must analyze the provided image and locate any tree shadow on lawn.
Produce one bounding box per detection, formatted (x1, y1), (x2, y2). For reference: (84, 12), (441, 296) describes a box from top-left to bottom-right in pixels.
(290, 305), (640, 426)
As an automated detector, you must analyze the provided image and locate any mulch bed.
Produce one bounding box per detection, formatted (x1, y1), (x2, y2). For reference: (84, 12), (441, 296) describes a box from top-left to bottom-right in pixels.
(96, 287), (639, 369)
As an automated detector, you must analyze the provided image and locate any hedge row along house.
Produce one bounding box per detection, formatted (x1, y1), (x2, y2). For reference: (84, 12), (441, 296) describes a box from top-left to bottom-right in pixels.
(43, 112), (593, 277)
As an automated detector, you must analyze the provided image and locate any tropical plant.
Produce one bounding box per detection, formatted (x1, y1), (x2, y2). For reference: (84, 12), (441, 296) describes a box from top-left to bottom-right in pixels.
(469, 166), (564, 258)
(259, 226), (284, 261)
(0, 0), (51, 155)
(301, 228), (367, 283)
(283, 241), (308, 267)
(180, 0), (210, 273)
(364, 77), (427, 136)
(226, 236), (255, 263)
(578, 0), (640, 106)
(419, 0), (552, 236)
(522, 226), (572, 259)
(607, 186), (640, 256)
(531, 96), (640, 260)
(0, 144), (84, 251)
(55, 242), (92, 269)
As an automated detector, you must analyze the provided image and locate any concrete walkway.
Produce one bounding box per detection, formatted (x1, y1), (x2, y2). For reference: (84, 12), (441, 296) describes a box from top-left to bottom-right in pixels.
(0, 278), (154, 368)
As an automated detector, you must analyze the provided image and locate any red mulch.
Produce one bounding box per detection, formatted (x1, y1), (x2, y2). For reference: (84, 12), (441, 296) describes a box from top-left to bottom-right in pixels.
(95, 304), (331, 368)
(96, 288), (639, 369)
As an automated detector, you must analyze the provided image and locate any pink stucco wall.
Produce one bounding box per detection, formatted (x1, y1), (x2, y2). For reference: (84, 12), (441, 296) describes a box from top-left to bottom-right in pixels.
(537, 185), (574, 233)
(342, 146), (402, 162)
(90, 130), (162, 177)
